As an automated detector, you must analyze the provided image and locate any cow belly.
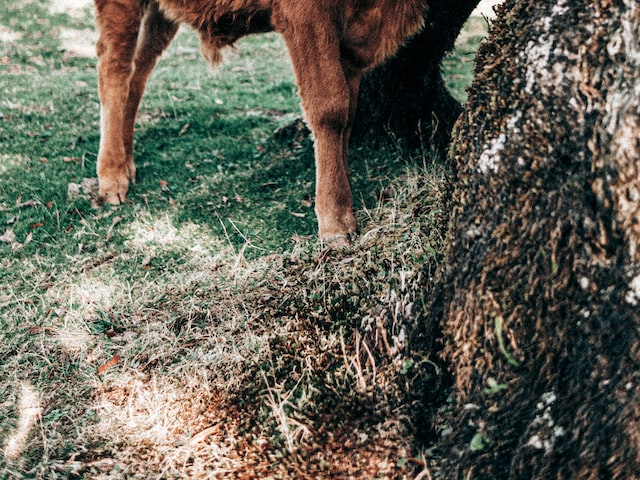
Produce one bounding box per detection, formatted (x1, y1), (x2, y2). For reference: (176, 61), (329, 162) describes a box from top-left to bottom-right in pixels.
(157, 0), (274, 38)
(155, 0), (274, 64)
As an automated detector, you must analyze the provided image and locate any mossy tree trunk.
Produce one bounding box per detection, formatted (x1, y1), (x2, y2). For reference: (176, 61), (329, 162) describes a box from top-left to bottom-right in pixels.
(430, 0), (640, 478)
(351, 0), (480, 151)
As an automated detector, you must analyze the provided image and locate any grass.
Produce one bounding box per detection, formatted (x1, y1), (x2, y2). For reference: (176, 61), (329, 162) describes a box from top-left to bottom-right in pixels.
(0, 1), (486, 478)
(443, 15), (488, 102)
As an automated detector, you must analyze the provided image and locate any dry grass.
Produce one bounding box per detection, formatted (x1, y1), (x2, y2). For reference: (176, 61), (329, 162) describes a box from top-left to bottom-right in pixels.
(1, 158), (449, 478)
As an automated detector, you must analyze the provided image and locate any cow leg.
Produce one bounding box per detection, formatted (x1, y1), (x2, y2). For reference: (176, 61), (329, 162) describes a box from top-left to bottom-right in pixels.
(122, 3), (179, 191)
(94, 0), (141, 204)
(342, 63), (362, 192)
(95, 0), (176, 204)
(280, 21), (360, 246)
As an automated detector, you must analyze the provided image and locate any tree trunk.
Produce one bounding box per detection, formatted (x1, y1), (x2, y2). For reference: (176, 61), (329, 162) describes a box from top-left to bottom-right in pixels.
(430, 0), (640, 478)
(351, 0), (480, 151)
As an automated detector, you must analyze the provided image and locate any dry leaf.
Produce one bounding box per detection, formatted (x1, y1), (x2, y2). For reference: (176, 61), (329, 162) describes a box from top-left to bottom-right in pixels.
(178, 123), (190, 136)
(16, 199), (39, 208)
(28, 326), (55, 335)
(105, 216), (123, 242)
(189, 425), (219, 445)
(0, 228), (16, 243)
(97, 353), (121, 375)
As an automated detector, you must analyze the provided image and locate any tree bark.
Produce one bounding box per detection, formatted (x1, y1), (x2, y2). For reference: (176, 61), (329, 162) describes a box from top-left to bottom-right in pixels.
(430, 0), (640, 478)
(351, 0), (481, 152)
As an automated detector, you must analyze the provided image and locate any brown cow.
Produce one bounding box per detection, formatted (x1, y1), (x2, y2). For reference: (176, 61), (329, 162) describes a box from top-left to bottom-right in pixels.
(94, 0), (427, 245)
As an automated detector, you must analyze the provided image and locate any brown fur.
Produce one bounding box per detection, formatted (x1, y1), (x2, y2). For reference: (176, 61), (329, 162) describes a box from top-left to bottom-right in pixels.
(94, 0), (427, 244)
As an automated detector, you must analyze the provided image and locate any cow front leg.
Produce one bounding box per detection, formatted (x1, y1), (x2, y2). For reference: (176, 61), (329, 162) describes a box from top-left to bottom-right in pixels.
(281, 25), (360, 246)
(94, 0), (141, 204)
(95, 1), (178, 205)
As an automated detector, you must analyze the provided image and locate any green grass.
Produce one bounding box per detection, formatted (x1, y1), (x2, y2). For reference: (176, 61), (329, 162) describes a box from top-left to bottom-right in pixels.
(442, 15), (489, 102)
(0, 11), (311, 259)
(0, 1), (485, 478)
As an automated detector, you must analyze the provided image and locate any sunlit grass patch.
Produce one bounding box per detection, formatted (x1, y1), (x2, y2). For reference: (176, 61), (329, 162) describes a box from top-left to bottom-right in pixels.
(3, 383), (41, 458)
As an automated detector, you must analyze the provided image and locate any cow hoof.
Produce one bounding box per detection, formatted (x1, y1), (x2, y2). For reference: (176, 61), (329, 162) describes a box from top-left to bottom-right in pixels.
(321, 232), (355, 249)
(101, 191), (126, 205)
(99, 177), (129, 205)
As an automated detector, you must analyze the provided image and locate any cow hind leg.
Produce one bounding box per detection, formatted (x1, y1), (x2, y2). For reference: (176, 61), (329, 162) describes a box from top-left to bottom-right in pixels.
(95, 0), (177, 204)
(122, 4), (178, 190)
